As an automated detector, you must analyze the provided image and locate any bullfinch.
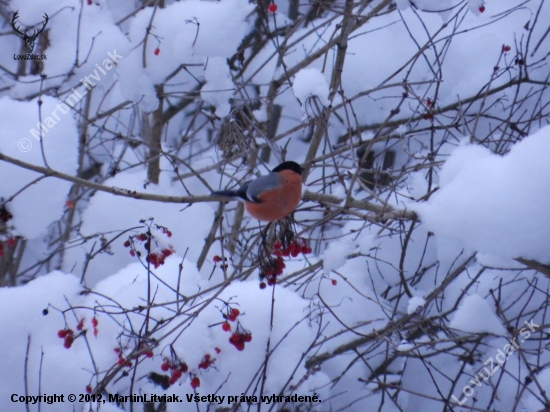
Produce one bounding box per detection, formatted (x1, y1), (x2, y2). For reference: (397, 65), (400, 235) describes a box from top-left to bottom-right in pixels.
(214, 161), (304, 222)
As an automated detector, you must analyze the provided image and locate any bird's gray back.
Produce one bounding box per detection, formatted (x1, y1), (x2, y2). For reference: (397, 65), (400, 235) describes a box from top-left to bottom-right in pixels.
(245, 172), (281, 202)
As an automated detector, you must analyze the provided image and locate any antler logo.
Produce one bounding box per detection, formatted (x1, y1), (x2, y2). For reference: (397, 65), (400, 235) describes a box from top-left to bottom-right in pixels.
(11, 11), (49, 54)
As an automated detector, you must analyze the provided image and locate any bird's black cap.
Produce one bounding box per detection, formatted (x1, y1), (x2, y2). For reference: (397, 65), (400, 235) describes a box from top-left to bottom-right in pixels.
(271, 161), (304, 175)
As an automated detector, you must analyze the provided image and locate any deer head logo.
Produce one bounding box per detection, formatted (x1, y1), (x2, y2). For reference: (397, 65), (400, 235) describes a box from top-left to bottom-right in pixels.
(11, 11), (49, 54)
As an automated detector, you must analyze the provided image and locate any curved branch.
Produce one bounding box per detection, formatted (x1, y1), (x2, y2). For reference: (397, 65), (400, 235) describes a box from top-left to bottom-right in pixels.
(0, 153), (418, 221)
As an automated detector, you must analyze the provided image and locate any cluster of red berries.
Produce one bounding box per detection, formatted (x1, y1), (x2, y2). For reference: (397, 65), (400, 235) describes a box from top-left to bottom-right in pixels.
(145, 248), (174, 268)
(91, 317), (99, 338)
(229, 331), (252, 351)
(123, 229), (175, 269)
(198, 354), (215, 370)
(57, 328), (75, 349)
(161, 358), (189, 386)
(259, 256), (285, 287)
(114, 348), (133, 368)
(258, 238), (312, 287)
(0, 237), (16, 258)
(225, 307), (240, 322)
(273, 238), (312, 257)
(221, 307), (240, 332)
(137, 341), (154, 359)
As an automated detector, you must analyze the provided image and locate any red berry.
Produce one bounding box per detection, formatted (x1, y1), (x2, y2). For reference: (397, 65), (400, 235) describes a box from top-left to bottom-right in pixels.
(169, 377), (177, 386)
(479, 5), (485, 13)
(154, 48), (160, 56)
(231, 308), (240, 318)
(123, 240), (131, 247)
(503, 45), (511, 52)
(235, 341), (245, 351)
(145, 350), (154, 358)
(268, 3), (277, 12)
(138, 233), (147, 241)
(303, 247), (312, 254)
(117, 358), (126, 366)
(273, 241), (282, 250)
(291, 250), (299, 258)
(161, 363), (170, 371)
(222, 322), (231, 332)
(87, 0), (92, 5)
(426, 98), (432, 107)
(130, 249), (135, 257)
(91, 317), (98, 327)
(179, 362), (188, 373)
(93, 328), (98, 338)
(166, 230), (172, 237)
(231, 332), (242, 343)
(114, 348), (121, 353)
(86, 385), (92, 394)
(64, 335), (74, 349)
(260, 282), (267, 289)
(190, 377), (200, 389)
(243, 333), (252, 342)
(76, 319), (85, 331)
(331, 279), (337, 286)
(213, 255), (222, 263)
(58, 329), (68, 338)
(172, 369), (182, 380)
(215, 347), (221, 353)
(7, 237), (15, 247)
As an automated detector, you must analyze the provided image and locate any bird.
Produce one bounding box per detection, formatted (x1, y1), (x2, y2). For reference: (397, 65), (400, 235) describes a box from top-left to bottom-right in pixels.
(213, 161), (304, 222)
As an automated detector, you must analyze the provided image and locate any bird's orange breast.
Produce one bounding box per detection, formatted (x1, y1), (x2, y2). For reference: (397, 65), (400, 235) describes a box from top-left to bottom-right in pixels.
(244, 170), (302, 222)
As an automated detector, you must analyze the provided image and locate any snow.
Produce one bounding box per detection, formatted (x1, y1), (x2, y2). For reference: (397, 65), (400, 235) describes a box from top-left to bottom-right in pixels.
(116, 0), (253, 111)
(73, 165), (215, 285)
(321, 238), (354, 274)
(449, 294), (506, 335)
(413, 126), (550, 265)
(397, 340), (415, 352)
(407, 296), (426, 314)
(292, 68), (330, 106)
(0, 257), (328, 412)
(200, 57), (234, 117)
(0, 96), (77, 238)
